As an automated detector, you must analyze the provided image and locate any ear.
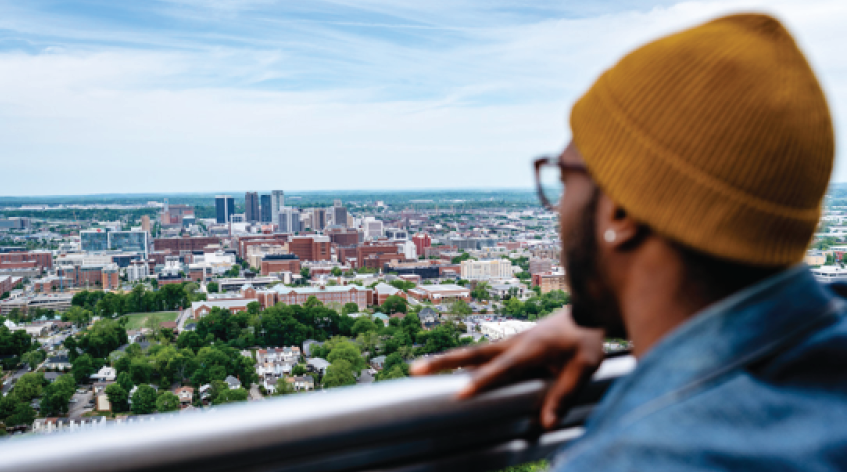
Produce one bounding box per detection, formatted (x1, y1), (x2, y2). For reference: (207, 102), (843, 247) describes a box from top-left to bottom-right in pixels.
(596, 191), (642, 250)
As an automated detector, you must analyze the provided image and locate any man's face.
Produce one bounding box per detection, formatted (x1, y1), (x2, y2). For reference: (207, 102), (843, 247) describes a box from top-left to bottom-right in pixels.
(557, 143), (627, 338)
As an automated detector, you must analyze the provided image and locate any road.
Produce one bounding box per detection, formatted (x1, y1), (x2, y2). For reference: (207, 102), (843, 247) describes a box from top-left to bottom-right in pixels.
(68, 390), (93, 418)
(1, 364), (30, 396)
(176, 308), (192, 332)
(248, 383), (263, 401)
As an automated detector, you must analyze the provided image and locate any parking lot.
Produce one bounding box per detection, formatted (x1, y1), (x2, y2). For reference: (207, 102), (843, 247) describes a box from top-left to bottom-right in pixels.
(68, 390), (94, 418)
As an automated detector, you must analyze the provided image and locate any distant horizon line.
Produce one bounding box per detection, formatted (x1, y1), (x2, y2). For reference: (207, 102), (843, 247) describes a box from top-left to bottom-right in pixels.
(0, 182), (844, 200)
(0, 186), (542, 200)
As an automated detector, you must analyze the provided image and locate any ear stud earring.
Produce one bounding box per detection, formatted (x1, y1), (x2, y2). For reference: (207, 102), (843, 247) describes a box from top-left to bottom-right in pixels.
(604, 229), (616, 243)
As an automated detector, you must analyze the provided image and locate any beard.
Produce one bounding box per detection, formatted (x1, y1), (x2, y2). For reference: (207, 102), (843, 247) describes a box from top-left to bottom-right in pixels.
(563, 189), (628, 339)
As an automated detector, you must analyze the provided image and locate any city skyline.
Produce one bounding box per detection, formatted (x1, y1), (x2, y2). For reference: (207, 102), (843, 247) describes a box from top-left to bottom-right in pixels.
(0, 0), (844, 196)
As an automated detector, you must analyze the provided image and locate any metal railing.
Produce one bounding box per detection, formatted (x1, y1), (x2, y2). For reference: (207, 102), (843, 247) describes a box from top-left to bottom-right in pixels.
(0, 355), (635, 471)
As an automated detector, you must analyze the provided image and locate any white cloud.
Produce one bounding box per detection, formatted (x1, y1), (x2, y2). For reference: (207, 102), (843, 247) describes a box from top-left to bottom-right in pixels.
(0, 0), (844, 195)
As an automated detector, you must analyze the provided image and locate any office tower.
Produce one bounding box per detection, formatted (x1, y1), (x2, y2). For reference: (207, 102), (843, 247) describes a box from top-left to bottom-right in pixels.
(141, 215), (151, 233)
(245, 192), (260, 223)
(271, 190), (285, 226)
(215, 195), (234, 224)
(80, 229), (109, 252)
(312, 208), (327, 231)
(278, 207), (301, 233)
(331, 200), (348, 228)
(364, 220), (384, 240)
(260, 194), (272, 223)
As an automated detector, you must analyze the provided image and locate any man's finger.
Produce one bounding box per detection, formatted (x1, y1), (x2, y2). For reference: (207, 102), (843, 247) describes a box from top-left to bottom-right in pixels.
(539, 358), (591, 430)
(410, 340), (507, 375)
(457, 347), (526, 399)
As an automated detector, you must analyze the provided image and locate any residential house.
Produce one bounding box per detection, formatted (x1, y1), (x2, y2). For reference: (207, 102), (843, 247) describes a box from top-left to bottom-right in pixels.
(370, 355), (387, 370)
(293, 375), (314, 391)
(417, 307), (439, 329)
(371, 312), (390, 325)
(174, 386), (194, 407)
(306, 357), (330, 375)
(89, 366), (117, 383)
(224, 375), (241, 390)
(198, 384), (212, 402)
(43, 355), (71, 371)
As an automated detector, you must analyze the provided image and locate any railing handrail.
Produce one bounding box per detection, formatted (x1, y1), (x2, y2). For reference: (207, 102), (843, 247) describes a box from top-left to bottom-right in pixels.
(0, 355), (636, 472)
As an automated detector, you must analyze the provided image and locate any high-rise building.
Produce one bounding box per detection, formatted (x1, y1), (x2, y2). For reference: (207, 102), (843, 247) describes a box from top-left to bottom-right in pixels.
(312, 208), (327, 231)
(331, 200), (348, 228)
(364, 220), (384, 240)
(245, 192), (260, 223)
(80, 229), (149, 257)
(215, 195), (235, 224)
(271, 190), (285, 226)
(141, 215), (151, 233)
(278, 207), (301, 233)
(260, 194), (272, 223)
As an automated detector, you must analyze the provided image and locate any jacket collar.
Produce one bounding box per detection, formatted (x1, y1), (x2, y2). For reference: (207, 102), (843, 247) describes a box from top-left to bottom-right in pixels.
(588, 264), (840, 431)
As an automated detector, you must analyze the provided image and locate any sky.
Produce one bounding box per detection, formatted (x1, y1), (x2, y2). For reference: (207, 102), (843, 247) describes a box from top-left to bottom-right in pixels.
(0, 0), (845, 196)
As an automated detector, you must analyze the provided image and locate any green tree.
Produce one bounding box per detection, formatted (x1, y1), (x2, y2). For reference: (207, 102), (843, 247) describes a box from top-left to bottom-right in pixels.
(21, 349), (46, 369)
(105, 384), (129, 413)
(156, 392), (181, 413)
(11, 372), (47, 402)
(292, 364), (306, 376)
(40, 374), (76, 416)
(351, 317), (377, 336)
(327, 341), (366, 371)
(300, 267), (310, 279)
(275, 378), (296, 395)
(389, 280), (416, 292)
(449, 299), (472, 319)
(214, 388), (248, 405)
(342, 302), (359, 315)
(131, 384), (157, 414)
(116, 372), (134, 392)
(331, 267), (342, 277)
(5, 402), (35, 427)
(322, 360), (357, 388)
(381, 295), (408, 315)
(72, 353), (96, 383)
(206, 282), (219, 293)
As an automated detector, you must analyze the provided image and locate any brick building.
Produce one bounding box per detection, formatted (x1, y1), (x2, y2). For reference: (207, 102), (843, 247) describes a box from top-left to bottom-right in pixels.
(289, 236), (331, 262)
(0, 275), (23, 295)
(528, 258), (554, 275)
(532, 272), (569, 294)
(357, 242), (403, 270)
(260, 254), (301, 275)
(101, 265), (120, 291)
(255, 284), (372, 309)
(153, 237), (220, 253)
(407, 284), (471, 304)
(0, 251), (53, 271)
(236, 234), (291, 258)
(411, 233), (432, 257)
(327, 229), (359, 247)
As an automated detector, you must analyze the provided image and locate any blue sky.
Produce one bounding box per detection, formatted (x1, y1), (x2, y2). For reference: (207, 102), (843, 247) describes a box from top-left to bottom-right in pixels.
(0, 0), (845, 196)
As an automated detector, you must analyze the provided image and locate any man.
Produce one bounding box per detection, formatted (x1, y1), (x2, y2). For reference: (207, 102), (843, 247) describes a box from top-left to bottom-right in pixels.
(411, 13), (846, 471)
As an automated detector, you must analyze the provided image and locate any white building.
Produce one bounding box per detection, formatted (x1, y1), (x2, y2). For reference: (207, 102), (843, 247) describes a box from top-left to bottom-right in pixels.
(364, 219), (384, 240)
(461, 259), (513, 280)
(811, 266), (847, 284)
(479, 320), (537, 341)
(127, 262), (148, 282)
(270, 190), (285, 226)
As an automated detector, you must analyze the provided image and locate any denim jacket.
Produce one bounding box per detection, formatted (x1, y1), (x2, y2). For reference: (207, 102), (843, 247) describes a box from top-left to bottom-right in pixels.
(554, 264), (847, 471)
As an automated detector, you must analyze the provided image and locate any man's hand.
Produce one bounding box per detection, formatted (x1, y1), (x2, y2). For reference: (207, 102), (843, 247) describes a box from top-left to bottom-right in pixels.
(409, 308), (604, 430)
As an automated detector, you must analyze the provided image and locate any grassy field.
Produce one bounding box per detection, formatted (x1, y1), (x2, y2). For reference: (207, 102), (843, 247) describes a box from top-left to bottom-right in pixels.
(124, 312), (178, 330)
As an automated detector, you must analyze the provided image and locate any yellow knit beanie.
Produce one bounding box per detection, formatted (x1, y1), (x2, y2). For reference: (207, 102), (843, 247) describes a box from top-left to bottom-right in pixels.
(570, 13), (833, 267)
